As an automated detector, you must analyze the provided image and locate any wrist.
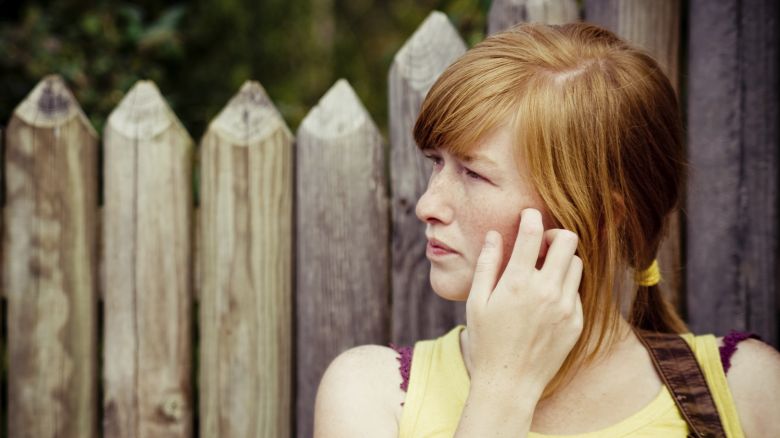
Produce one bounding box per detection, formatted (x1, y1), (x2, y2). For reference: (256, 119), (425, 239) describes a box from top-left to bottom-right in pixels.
(455, 379), (540, 437)
(468, 375), (543, 414)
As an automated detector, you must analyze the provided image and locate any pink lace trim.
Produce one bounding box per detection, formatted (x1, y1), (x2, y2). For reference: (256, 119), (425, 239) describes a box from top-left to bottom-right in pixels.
(389, 343), (413, 393)
(719, 331), (760, 374)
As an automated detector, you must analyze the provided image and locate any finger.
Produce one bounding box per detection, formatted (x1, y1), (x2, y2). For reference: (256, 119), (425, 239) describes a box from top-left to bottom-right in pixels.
(571, 293), (584, 332)
(468, 230), (503, 306)
(540, 229), (579, 285)
(505, 208), (544, 276)
(536, 229), (564, 269)
(563, 255), (583, 297)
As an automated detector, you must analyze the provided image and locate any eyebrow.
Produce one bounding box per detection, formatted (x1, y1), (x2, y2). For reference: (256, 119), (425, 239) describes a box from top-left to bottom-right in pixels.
(461, 152), (500, 170)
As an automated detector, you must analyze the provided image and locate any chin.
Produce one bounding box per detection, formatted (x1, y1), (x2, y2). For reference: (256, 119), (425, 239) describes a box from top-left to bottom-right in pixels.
(429, 266), (470, 302)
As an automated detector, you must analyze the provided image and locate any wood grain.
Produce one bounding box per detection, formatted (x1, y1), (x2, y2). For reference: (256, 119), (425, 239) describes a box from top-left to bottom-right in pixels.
(295, 79), (389, 438)
(4, 75), (98, 437)
(198, 81), (293, 437)
(102, 80), (194, 437)
(686, 0), (779, 345)
(488, 0), (579, 35)
(389, 11), (467, 345)
(584, 0), (684, 311)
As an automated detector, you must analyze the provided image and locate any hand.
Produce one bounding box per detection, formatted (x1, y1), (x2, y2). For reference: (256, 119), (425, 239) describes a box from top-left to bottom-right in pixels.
(465, 208), (584, 401)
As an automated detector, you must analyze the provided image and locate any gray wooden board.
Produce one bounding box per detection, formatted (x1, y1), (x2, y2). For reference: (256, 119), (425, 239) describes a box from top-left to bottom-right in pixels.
(389, 11), (467, 346)
(584, 0), (680, 101)
(488, 0), (579, 35)
(295, 79), (390, 438)
(686, 0), (778, 346)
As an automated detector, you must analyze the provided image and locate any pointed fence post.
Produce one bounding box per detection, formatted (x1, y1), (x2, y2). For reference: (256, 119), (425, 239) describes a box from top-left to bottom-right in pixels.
(102, 81), (194, 437)
(198, 81), (293, 437)
(296, 79), (389, 438)
(584, 0), (684, 310)
(389, 11), (467, 345)
(686, 0), (779, 345)
(488, 0), (579, 35)
(4, 75), (98, 437)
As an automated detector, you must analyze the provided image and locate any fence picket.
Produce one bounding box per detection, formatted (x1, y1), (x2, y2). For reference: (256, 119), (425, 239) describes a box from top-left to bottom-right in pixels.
(389, 11), (467, 345)
(102, 80), (193, 437)
(295, 79), (389, 438)
(199, 80), (293, 437)
(4, 75), (98, 437)
(488, 0), (579, 35)
(686, 0), (779, 344)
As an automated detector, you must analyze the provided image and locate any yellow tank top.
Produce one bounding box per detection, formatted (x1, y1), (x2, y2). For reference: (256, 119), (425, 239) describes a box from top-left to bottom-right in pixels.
(398, 325), (745, 438)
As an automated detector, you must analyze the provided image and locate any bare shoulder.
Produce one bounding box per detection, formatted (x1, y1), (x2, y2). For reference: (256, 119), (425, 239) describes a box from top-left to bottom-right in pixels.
(717, 336), (780, 437)
(314, 344), (407, 438)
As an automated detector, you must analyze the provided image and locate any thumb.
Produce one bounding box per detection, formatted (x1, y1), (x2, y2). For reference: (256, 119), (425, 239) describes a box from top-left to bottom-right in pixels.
(468, 230), (503, 307)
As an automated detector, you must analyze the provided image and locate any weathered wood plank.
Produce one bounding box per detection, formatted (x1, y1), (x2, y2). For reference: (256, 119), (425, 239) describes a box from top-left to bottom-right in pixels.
(199, 81), (293, 438)
(102, 81), (194, 437)
(4, 75), (98, 437)
(687, 0), (779, 346)
(389, 11), (467, 345)
(585, 0), (680, 88)
(296, 79), (389, 438)
(488, 0), (579, 35)
(584, 0), (684, 310)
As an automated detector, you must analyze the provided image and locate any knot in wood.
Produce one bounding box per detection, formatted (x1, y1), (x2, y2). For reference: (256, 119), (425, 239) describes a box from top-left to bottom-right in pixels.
(160, 394), (185, 421)
(37, 82), (71, 116)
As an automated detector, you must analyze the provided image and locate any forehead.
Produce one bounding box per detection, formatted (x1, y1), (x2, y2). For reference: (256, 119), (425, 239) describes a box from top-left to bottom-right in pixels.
(447, 121), (518, 165)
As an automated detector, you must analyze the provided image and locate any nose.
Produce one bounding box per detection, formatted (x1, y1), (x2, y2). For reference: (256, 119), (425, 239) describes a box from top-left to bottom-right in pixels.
(415, 172), (455, 226)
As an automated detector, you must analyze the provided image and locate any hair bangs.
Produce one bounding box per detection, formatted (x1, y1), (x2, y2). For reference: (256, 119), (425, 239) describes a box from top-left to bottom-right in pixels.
(413, 57), (519, 159)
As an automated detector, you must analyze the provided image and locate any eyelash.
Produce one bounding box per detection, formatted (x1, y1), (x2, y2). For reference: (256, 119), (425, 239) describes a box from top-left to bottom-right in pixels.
(424, 154), (485, 181)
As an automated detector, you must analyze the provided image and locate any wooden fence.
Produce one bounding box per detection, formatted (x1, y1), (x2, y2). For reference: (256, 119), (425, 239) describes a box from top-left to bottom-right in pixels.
(1, 0), (777, 437)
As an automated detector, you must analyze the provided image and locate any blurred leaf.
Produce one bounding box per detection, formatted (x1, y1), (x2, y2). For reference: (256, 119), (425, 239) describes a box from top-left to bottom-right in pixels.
(80, 12), (101, 36)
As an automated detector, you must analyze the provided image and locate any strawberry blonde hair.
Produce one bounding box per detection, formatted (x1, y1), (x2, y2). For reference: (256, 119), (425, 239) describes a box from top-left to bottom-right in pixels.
(414, 22), (687, 397)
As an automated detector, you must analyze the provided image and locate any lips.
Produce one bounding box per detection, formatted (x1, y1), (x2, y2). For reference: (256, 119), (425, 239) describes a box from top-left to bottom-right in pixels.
(426, 236), (458, 255)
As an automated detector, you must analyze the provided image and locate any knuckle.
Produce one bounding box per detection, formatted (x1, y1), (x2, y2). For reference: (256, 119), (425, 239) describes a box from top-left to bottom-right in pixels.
(537, 286), (558, 304)
(507, 276), (531, 295)
(559, 302), (575, 320)
(570, 313), (584, 332)
(519, 218), (543, 237)
(562, 230), (579, 246)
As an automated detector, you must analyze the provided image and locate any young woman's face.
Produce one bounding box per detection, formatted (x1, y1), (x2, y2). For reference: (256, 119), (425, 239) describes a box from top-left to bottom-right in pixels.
(415, 123), (555, 301)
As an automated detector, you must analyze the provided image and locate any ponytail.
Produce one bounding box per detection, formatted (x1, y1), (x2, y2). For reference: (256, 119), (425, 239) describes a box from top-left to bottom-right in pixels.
(629, 284), (687, 333)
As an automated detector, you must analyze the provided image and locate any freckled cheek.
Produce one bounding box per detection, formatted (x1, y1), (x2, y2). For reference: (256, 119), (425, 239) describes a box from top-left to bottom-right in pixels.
(463, 207), (523, 273)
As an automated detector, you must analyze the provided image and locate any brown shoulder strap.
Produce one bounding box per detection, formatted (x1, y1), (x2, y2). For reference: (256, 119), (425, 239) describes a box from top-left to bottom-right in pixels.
(635, 330), (727, 438)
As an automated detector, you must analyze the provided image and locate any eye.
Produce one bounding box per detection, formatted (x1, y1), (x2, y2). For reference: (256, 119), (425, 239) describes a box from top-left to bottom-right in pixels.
(463, 167), (485, 181)
(424, 153), (443, 168)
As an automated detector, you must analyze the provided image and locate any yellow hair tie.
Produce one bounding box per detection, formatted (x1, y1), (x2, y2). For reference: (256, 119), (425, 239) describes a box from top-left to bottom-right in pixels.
(636, 259), (661, 286)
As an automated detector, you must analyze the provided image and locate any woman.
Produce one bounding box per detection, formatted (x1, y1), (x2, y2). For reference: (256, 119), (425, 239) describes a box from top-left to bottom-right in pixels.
(313, 22), (780, 437)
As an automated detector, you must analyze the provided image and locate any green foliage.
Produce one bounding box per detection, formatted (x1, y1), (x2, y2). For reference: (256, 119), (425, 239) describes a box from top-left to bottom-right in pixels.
(0, 0), (487, 139)
(0, 2), (187, 133)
